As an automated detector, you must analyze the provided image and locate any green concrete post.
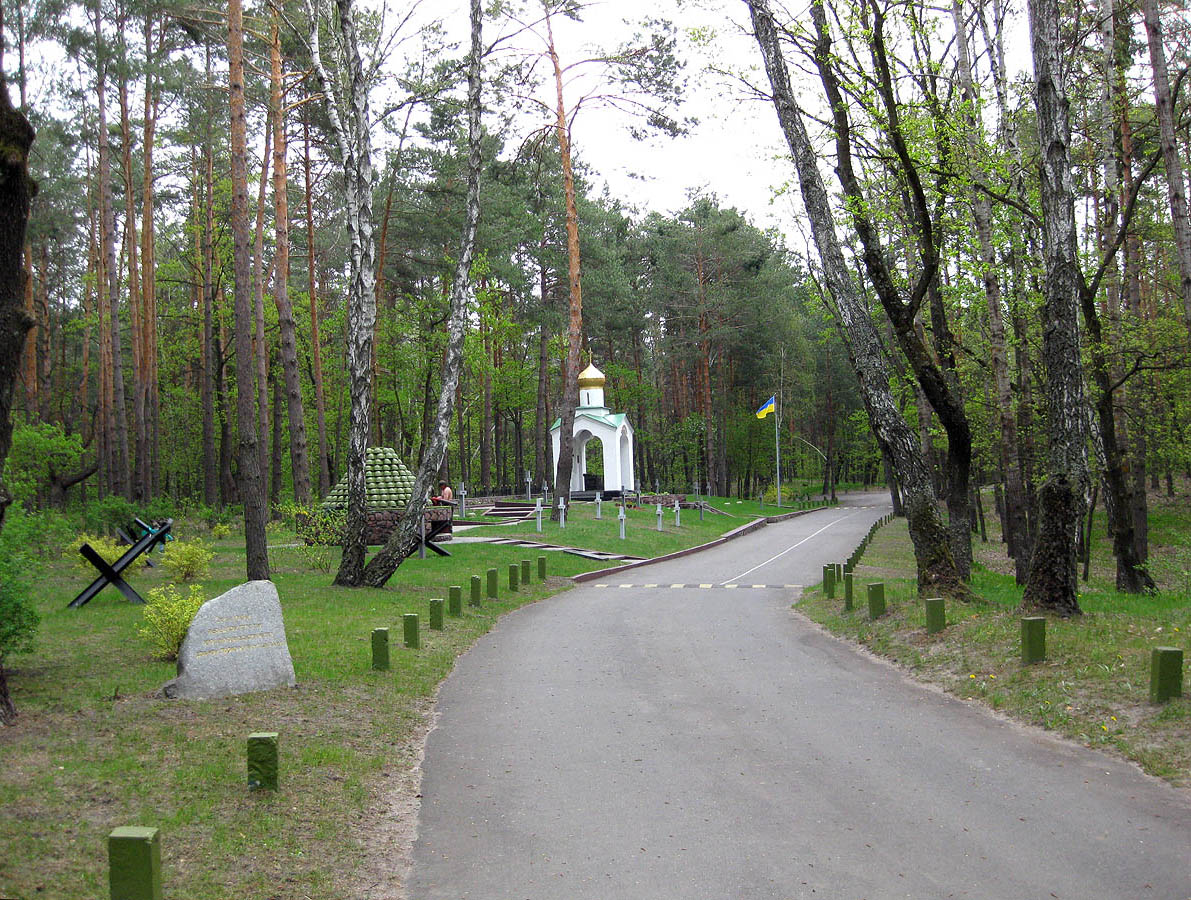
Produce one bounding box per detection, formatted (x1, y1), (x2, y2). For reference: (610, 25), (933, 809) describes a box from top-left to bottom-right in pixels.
(247, 732), (279, 791)
(521, 559), (531, 584)
(1150, 647), (1184, 704)
(924, 597), (946, 635)
(1021, 616), (1045, 664)
(867, 583), (886, 620)
(843, 572), (853, 611)
(470, 575), (482, 606)
(109, 826), (162, 900)
(538, 555), (547, 580)
(403, 613), (420, 650)
(448, 585), (463, 617)
(823, 565), (835, 599)
(371, 628), (390, 671)
(487, 567), (498, 599)
(509, 563), (520, 591)
(835, 563), (843, 581)
(429, 598), (444, 631)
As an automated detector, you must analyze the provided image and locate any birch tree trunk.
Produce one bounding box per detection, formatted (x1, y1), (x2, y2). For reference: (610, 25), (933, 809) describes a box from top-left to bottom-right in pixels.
(745, 0), (965, 597)
(1021, 0), (1089, 616)
(361, 0), (484, 586)
(304, 0), (378, 584)
(952, 0), (1030, 583)
(1142, 0), (1191, 329)
(228, 0), (270, 579)
(303, 112), (332, 496)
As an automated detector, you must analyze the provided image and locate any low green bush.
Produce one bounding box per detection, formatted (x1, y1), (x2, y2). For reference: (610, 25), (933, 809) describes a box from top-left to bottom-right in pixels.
(162, 539), (214, 582)
(138, 584), (207, 660)
(70, 533), (150, 573)
(210, 522), (232, 540)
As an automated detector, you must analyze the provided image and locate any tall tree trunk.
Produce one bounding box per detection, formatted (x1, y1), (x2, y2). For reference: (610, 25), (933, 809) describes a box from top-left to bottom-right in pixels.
(142, 11), (161, 496)
(746, 0), (965, 597)
(228, 0), (270, 579)
(201, 48), (218, 508)
(303, 112), (331, 496)
(95, 2), (130, 500)
(952, 0), (1029, 583)
(1142, 0), (1191, 330)
(361, 0), (483, 586)
(546, 5), (584, 519)
(0, 79), (36, 531)
(271, 21), (312, 507)
(306, 0), (378, 585)
(253, 109), (273, 501)
(1021, 0), (1090, 616)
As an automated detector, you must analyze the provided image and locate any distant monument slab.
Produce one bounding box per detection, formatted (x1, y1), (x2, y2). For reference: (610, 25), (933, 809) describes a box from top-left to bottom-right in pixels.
(162, 580), (296, 700)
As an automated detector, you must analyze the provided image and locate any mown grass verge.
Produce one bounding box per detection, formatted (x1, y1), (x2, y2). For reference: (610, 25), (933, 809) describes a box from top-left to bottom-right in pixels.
(796, 498), (1191, 787)
(0, 505), (769, 900)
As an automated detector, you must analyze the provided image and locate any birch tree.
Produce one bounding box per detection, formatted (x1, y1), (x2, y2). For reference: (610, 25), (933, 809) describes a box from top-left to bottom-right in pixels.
(745, 0), (966, 597)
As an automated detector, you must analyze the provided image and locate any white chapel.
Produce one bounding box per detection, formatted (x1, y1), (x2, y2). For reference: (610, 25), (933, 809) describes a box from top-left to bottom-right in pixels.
(550, 362), (635, 493)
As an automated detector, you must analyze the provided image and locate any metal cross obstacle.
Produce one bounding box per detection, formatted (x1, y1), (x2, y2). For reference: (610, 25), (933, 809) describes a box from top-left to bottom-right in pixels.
(69, 518), (174, 608)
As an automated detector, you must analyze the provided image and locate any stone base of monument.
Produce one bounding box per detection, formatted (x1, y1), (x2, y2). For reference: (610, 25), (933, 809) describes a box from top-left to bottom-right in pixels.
(162, 581), (297, 700)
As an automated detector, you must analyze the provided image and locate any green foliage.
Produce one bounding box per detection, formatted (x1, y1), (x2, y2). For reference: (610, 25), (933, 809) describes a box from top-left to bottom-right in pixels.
(70, 533), (150, 573)
(138, 584), (207, 661)
(211, 523), (232, 540)
(1, 422), (84, 506)
(162, 540), (215, 582)
(296, 507), (345, 545)
(0, 534), (38, 666)
(81, 495), (138, 535)
(0, 505), (78, 561)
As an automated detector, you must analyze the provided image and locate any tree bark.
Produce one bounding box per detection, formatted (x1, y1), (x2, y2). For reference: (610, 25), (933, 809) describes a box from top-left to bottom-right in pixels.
(305, 0), (378, 585)
(201, 48), (218, 509)
(228, 0), (270, 579)
(1142, 0), (1191, 330)
(546, 4), (584, 519)
(303, 111), (331, 496)
(271, 21), (312, 507)
(0, 78), (36, 531)
(745, 0), (965, 597)
(360, 0), (483, 586)
(253, 108), (273, 501)
(1021, 0), (1090, 616)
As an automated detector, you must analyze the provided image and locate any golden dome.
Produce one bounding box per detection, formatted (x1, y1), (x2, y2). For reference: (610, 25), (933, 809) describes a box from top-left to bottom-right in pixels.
(577, 363), (606, 388)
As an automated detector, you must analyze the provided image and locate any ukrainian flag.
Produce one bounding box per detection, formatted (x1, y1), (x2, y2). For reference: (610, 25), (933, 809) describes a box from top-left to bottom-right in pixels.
(756, 395), (776, 419)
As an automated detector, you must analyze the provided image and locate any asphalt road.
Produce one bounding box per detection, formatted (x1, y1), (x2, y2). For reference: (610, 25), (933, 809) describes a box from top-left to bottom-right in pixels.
(407, 492), (1191, 899)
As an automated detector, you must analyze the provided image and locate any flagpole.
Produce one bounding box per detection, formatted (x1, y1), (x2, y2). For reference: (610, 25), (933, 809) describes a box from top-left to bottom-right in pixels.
(776, 348), (783, 507)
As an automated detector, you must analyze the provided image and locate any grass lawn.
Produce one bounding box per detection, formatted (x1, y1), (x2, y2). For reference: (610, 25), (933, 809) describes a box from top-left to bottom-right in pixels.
(0, 503), (770, 900)
(795, 489), (1191, 786)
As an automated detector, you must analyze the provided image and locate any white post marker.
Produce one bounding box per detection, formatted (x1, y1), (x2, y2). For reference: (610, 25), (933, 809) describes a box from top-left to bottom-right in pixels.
(674, 500), (681, 527)
(595, 492), (602, 519)
(535, 497), (542, 533)
(656, 503), (663, 531)
(618, 504), (626, 540)
(459, 483), (467, 519)
(559, 498), (567, 529)
(525, 469), (532, 501)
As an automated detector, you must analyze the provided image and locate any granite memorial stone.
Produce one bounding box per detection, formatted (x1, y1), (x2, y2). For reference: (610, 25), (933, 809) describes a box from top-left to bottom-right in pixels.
(162, 580), (296, 699)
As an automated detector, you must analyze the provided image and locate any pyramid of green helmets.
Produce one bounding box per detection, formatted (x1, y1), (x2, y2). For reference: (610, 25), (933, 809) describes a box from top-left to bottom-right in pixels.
(320, 446), (416, 511)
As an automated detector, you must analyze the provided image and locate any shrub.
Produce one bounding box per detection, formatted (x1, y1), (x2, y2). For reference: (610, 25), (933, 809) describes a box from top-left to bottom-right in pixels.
(138, 584), (207, 661)
(81, 495), (138, 535)
(162, 539), (214, 582)
(70, 533), (150, 574)
(210, 523), (231, 540)
(0, 536), (39, 724)
(295, 507), (344, 546)
(0, 505), (77, 561)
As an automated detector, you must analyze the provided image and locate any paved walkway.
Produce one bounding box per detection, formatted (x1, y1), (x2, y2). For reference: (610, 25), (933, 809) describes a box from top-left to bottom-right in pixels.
(408, 493), (1191, 899)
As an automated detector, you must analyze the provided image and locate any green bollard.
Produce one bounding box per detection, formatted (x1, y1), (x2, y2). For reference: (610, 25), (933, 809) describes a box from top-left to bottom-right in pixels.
(429, 598), (444, 631)
(823, 565), (835, 599)
(448, 585), (463, 617)
(835, 562), (843, 581)
(521, 559), (531, 584)
(487, 567), (498, 599)
(538, 555), (547, 580)
(843, 572), (854, 611)
(371, 628), (390, 671)
(924, 597), (946, 634)
(403, 613), (420, 649)
(247, 732), (279, 791)
(1150, 647), (1184, 703)
(867, 582), (886, 620)
(109, 826), (162, 900)
(509, 563), (520, 591)
(470, 575), (482, 607)
(1021, 616), (1046, 664)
